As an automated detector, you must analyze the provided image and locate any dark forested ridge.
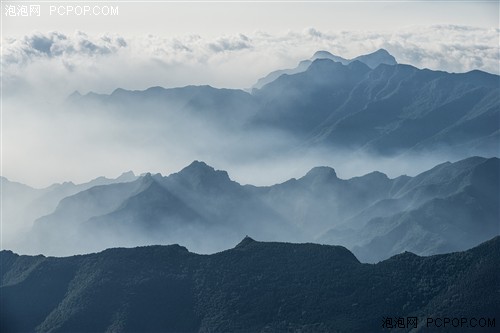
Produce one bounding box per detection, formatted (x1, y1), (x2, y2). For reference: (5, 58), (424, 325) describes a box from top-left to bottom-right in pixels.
(1, 236), (499, 332)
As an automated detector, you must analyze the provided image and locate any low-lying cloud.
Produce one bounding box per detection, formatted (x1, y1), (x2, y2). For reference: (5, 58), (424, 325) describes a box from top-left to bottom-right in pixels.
(2, 24), (499, 187)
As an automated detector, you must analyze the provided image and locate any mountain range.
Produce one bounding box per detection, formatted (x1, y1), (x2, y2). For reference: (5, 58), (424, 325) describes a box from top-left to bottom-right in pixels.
(2, 236), (498, 332)
(252, 48), (397, 90)
(0, 172), (137, 250)
(5, 49), (500, 260)
(3, 48), (499, 331)
(13, 156), (498, 262)
(69, 49), (500, 158)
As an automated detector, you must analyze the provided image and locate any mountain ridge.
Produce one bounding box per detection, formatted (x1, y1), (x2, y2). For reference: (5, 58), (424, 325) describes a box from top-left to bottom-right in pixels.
(253, 48), (397, 90)
(1, 236), (498, 332)
(14, 156), (497, 262)
(68, 52), (499, 158)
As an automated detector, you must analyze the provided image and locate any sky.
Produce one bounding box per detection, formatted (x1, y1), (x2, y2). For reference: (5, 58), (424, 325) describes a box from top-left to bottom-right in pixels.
(2, 1), (499, 95)
(3, 1), (499, 37)
(1, 0), (500, 186)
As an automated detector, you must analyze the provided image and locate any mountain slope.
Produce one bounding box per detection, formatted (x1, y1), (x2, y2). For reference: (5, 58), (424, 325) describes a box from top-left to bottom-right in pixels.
(320, 157), (500, 262)
(29, 162), (296, 256)
(1, 236), (498, 332)
(26, 157), (499, 262)
(253, 59), (372, 135)
(1, 172), (137, 253)
(72, 51), (500, 158)
(252, 48), (397, 90)
(304, 63), (500, 154)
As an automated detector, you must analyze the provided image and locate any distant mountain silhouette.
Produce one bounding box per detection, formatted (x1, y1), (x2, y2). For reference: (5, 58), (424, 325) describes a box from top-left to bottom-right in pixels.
(29, 161), (296, 256)
(26, 157), (499, 261)
(16, 50), (500, 259)
(1, 172), (138, 252)
(320, 156), (500, 262)
(71, 84), (258, 128)
(2, 236), (498, 332)
(5, 49), (498, 332)
(71, 50), (499, 158)
(254, 59), (499, 155)
(253, 48), (397, 89)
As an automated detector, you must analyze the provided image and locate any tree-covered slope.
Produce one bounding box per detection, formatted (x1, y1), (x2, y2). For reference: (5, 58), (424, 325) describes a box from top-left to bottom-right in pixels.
(1, 236), (499, 332)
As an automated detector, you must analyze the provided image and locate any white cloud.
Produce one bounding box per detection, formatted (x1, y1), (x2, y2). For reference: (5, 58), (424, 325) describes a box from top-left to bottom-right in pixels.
(3, 31), (126, 65)
(2, 25), (498, 99)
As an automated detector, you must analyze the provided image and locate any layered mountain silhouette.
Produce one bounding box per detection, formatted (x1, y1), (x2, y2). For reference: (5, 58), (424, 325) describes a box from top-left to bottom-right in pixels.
(70, 84), (258, 128)
(5, 51), (499, 255)
(70, 49), (499, 158)
(22, 157), (499, 262)
(253, 59), (499, 155)
(1, 236), (498, 332)
(1, 172), (137, 251)
(3, 49), (499, 331)
(27, 162), (297, 256)
(319, 156), (500, 261)
(252, 48), (397, 89)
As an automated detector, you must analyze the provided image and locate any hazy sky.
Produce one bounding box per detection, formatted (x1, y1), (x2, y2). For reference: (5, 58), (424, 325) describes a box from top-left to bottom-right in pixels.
(4, 1), (498, 37)
(3, 1), (498, 95)
(2, 1), (499, 187)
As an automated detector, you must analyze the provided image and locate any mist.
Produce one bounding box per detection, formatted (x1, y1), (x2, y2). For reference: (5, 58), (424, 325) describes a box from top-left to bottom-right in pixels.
(4, 84), (493, 190)
(2, 31), (499, 260)
(3, 73), (498, 258)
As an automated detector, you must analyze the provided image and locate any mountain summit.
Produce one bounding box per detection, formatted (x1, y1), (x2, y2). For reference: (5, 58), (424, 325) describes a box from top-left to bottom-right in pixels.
(21, 157), (500, 259)
(253, 48), (397, 89)
(352, 48), (396, 68)
(312, 48), (396, 68)
(173, 160), (233, 190)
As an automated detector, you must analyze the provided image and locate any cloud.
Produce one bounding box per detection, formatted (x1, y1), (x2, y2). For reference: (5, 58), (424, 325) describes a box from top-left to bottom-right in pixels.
(3, 31), (127, 65)
(2, 25), (498, 98)
(208, 34), (252, 53)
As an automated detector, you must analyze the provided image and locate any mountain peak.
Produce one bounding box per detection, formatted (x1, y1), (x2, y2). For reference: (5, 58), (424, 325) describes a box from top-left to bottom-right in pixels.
(116, 171), (136, 182)
(311, 50), (349, 64)
(174, 161), (232, 188)
(363, 171), (389, 180)
(111, 88), (128, 96)
(253, 49), (395, 90)
(66, 90), (83, 103)
(307, 58), (347, 74)
(180, 160), (216, 174)
(69, 90), (82, 98)
(304, 166), (338, 180)
(235, 236), (257, 248)
(353, 49), (397, 68)
(120, 170), (135, 177)
(373, 48), (390, 55)
(312, 50), (334, 58)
